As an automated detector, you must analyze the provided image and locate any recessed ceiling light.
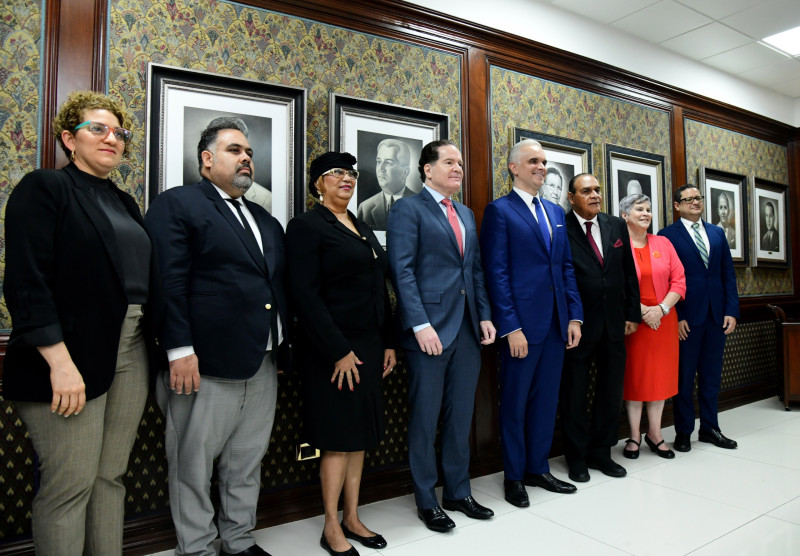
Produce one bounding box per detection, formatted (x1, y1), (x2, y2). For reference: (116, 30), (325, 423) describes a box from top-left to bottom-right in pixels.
(762, 26), (800, 57)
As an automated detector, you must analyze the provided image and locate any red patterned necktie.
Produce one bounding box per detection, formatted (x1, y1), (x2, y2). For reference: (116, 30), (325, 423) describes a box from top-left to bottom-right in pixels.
(585, 221), (603, 267)
(441, 198), (464, 257)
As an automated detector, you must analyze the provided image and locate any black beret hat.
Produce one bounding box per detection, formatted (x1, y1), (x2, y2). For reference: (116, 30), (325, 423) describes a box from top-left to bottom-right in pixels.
(308, 151), (357, 196)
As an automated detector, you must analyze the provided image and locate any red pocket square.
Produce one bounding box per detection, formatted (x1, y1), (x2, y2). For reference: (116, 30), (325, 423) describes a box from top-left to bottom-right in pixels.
(613, 239), (624, 248)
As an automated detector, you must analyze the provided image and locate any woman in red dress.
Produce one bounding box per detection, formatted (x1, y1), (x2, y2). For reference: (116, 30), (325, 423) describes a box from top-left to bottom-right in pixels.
(620, 194), (686, 460)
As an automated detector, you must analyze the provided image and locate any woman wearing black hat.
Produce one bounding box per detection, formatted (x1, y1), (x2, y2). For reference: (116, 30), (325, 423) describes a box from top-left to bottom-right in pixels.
(286, 152), (396, 556)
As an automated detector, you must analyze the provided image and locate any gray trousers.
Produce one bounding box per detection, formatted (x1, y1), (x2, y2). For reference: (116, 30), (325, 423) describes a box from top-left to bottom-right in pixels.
(15, 305), (148, 556)
(156, 355), (277, 556)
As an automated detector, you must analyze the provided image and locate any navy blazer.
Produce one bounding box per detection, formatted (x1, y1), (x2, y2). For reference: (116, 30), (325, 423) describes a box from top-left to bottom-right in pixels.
(658, 220), (739, 327)
(387, 187), (492, 351)
(480, 191), (583, 343)
(145, 179), (289, 379)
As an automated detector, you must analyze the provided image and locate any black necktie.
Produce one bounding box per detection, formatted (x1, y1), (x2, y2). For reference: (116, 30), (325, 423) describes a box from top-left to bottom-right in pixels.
(226, 198), (260, 252)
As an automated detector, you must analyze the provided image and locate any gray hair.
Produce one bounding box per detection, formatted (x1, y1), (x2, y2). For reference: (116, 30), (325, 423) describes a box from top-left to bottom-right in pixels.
(507, 138), (544, 177)
(619, 193), (651, 217)
(377, 138), (411, 166)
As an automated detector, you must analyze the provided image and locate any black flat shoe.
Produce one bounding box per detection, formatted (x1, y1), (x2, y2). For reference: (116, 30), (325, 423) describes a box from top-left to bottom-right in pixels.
(674, 432), (692, 452)
(586, 456), (626, 478)
(220, 545), (272, 556)
(442, 495), (494, 519)
(644, 434), (675, 459)
(523, 472), (577, 494)
(698, 428), (738, 449)
(320, 534), (359, 556)
(341, 521), (387, 549)
(623, 437), (640, 460)
(417, 506), (455, 533)
(503, 479), (530, 507)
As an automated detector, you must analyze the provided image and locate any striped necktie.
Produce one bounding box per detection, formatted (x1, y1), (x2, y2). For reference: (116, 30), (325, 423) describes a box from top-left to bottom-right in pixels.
(691, 222), (709, 268)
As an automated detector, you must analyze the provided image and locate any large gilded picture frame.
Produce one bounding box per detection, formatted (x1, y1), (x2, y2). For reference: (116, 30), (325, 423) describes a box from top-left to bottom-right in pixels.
(512, 128), (592, 214)
(145, 63), (307, 228)
(330, 94), (449, 246)
(751, 177), (790, 268)
(699, 166), (749, 267)
(605, 144), (665, 232)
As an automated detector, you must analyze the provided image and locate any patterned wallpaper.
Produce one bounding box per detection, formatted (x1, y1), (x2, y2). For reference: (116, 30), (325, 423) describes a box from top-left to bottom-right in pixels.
(685, 119), (792, 295)
(107, 0), (462, 207)
(489, 65), (672, 199)
(0, 0), (42, 331)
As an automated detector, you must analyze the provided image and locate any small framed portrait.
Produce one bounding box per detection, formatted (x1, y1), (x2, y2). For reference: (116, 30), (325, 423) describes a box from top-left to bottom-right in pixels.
(699, 166), (749, 266)
(751, 178), (790, 267)
(512, 129), (592, 214)
(605, 144), (665, 233)
(330, 94), (449, 245)
(145, 63), (307, 228)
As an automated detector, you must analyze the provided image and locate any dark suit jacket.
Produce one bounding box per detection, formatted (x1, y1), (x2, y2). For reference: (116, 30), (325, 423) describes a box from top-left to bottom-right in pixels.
(479, 191), (583, 344)
(387, 187), (492, 351)
(286, 204), (394, 363)
(761, 228), (779, 251)
(4, 163), (161, 402)
(658, 220), (739, 327)
(357, 186), (414, 230)
(565, 212), (640, 343)
(145, 179), (289, 378)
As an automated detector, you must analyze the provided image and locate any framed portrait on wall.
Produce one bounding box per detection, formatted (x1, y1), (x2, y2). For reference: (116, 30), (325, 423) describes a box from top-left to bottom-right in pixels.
(751, 178), (789, 268)
(512, 129), (592, 214)
(698, 166), (749, 267)
(605, 144), (665, 233)
(330, 94), (449, 245)
(145, 63), (307, 228)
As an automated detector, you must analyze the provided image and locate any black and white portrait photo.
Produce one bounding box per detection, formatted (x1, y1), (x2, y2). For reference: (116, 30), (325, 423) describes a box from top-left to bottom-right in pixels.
(606, 145), (664, 232)
(710, 189), (737, 249)
(542, 161), (572, 213)
(752, 178), (789, 267)
(759, 197), (780, 253)
(617, 170), (652, 202)
(355, 131), (422, 231)
(183, 107), (274, 215)
(700, 168), (748, 265)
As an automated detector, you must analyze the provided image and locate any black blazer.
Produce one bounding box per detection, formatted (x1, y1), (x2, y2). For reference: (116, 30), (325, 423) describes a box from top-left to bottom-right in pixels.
(565, 211), (640, 343)
(285, 204), (394, 363)
(144, 179), (289, 378)
(4, 164), (162, 402)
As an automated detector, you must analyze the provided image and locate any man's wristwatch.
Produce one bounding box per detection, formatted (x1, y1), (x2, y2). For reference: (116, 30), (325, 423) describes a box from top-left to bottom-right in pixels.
(659, 303), (670, 316)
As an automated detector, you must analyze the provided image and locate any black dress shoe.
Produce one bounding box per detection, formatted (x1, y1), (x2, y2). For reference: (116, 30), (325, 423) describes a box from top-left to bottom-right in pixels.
(674, 432), (692, 452)
(644, 434), (675, 459)
(568, 462), (590, 483)
(341, 521), (387, 549)
(503, 479), (530, 507)
(587, 456), (626, 478)
(220, 544), (272, 556)
(623, 437), (640, 459)
(442, 495), (494, 519)
(417, 506), (455, 533)
(698, 428), (738, 449)
(320, 534), (359, 556)
(523, 472), (577, 494)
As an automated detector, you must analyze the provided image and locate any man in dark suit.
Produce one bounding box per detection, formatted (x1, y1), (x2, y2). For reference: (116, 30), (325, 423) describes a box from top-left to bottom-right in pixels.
(659, 185), (739, 453)
(358, 138), (414, 230)
(387, 140), (496, 533)
(761, 201), (779, 251)
(480, 139), (583, 508)
(560, 173), (640, 483)
(146, 118), (288, 556)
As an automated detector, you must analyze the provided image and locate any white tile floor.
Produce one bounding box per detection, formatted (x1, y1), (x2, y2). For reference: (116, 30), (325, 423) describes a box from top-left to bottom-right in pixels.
(148, 397), (800, 556)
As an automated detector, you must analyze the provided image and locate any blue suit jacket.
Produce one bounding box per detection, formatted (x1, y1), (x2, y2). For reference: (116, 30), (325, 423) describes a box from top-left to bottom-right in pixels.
(480, 191), (583, 343)
(387, 187), (492, 351)
(145, 179), (289, 378)
(658, 220), (739, 327)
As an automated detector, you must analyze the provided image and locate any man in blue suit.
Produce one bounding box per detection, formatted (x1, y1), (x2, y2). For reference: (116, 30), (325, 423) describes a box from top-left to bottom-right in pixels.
(659, 185), (739, 452)
(387, 140), (497, 533)
(146, 119), (288, 556)
(480, 139), (583, 508)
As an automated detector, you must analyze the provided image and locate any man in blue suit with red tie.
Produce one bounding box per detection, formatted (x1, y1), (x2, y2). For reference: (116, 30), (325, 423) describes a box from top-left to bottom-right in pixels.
(388, 140), (497, 533)
(659, 185), (739, 452)
(480, 139), (583, 508)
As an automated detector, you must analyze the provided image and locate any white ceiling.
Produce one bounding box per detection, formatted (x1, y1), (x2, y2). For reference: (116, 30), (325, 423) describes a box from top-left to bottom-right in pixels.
(547, 0), (800, 100)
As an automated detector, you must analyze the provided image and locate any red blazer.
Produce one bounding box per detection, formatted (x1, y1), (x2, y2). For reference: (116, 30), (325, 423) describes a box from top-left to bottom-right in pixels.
(630, 234), (686, 303)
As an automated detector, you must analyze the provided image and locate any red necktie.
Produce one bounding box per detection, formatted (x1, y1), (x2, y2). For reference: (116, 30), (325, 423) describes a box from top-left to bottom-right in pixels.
(585, 221), (603, 267)
(441, 198), (464, 257)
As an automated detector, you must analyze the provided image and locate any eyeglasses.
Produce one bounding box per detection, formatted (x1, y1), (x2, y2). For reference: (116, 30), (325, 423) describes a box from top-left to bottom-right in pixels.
(679, 195), (704, 204)
(73, 121), (133, 144)
(322, 168), (359, 180)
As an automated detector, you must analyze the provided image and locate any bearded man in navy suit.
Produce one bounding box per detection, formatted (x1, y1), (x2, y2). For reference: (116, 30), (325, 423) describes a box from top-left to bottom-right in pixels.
(480, 139), (583, 508)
